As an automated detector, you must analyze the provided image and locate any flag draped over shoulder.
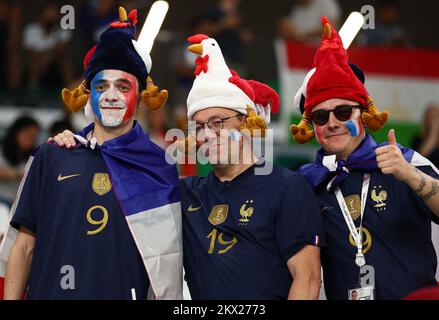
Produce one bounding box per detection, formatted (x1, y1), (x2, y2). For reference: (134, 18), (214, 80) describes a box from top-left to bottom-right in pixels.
(76, 121), (183, 300)
(0, 122), (183, 300)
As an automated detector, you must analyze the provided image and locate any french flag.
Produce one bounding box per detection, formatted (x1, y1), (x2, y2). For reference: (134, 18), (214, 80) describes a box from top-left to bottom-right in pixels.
(76, 122), (183, 300)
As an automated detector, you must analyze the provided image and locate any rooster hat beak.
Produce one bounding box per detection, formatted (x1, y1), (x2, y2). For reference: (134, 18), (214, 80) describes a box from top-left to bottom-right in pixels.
(188, 44), (203, 55)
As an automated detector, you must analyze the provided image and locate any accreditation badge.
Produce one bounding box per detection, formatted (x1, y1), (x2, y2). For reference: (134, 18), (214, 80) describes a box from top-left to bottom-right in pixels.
(348, 286), (375, 300)
(348, 264), (376, 300)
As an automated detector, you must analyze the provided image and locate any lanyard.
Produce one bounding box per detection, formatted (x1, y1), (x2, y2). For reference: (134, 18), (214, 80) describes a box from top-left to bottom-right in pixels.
(334, 173), (371, 268)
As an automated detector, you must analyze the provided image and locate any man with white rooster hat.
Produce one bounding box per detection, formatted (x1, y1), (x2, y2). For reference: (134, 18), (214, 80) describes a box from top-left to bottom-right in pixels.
(179, 34), (325, 299)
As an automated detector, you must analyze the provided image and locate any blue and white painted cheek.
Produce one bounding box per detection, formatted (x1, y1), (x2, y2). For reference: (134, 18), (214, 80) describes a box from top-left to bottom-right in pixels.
(229, 131), (242, 141)
(90, 72), (104, 123)
(345, 119), (361, 137)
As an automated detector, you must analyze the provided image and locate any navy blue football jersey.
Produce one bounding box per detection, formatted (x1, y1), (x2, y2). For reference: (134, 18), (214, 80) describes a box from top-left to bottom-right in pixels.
(11, 143), (149, 299)
(180, 163), (324, 299)
(317, 167), (439, 300)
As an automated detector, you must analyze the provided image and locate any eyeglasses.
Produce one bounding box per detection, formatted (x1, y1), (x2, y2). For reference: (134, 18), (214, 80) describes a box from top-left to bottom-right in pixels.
(195, 114), (243, 134)
(310, 105), (361, 126)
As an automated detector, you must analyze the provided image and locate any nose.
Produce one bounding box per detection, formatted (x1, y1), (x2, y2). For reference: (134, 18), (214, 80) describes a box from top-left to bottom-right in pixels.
(104, 85), (119, 102)
(200, 126), (217, 140)
(196, 125), (217, 149)
(326, 111), (340, 129)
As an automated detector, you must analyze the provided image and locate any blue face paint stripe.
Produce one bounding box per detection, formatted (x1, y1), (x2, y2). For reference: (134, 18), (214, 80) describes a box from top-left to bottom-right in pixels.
(91, 72), (104, 122)
(345, 120), (359, 137)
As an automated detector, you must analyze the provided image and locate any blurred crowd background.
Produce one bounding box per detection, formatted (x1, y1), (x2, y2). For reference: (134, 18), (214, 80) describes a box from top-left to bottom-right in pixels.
(0, 0), (438, 217)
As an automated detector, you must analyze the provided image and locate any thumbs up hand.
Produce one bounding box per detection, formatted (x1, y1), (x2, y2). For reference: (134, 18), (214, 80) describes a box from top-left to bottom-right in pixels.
(375, 129), (412, 182)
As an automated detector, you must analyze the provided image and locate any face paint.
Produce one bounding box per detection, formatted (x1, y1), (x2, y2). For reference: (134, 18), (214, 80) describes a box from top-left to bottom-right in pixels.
(90, 70), (139, 127)
(345, 118), (365, 138)
(315, 125), (324, 145)
(345, 120), (360, 137)
(229, 130), (242, 141)
(90, 72), (104, 123)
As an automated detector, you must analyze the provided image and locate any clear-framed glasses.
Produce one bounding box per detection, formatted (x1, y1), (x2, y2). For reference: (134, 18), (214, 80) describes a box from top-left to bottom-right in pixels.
(195, 114), (243, 134)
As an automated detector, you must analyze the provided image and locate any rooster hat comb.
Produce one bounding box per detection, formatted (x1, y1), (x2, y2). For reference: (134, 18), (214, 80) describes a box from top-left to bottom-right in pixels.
(186, 34), (280, 137)
(61, 6), (168, 113)
(290, 16), (389, 144)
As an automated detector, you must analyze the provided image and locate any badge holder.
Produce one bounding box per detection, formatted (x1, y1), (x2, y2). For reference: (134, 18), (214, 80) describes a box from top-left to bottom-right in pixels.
(348, 264), (376, 300)
(348, 284), (374, 300)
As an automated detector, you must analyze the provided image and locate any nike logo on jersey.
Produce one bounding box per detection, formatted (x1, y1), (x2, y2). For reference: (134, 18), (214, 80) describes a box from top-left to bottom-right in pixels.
(188, 205), (202, 212)
(58, 173), (82, 182)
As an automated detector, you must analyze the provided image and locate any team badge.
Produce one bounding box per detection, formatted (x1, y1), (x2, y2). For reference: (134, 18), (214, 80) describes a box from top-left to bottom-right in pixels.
(371, 186), (387, 211)
(208, 205), (229, 226)
(92, 173), (112, 196)
(344, 195), (361, 220)
(239, 200), (254, 224)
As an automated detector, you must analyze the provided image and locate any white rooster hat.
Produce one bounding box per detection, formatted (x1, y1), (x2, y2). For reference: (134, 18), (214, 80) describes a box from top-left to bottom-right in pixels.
(186, 34), (279, 125)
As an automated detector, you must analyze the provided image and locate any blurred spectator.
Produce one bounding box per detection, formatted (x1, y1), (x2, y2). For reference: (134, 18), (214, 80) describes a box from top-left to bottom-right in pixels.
(277, 0), (341, 44)
(210, 0), (253, 75)
(23, 1), (74, 91)
(359, 0), (409, 47)
(0, 1), (23, 96)
(80, 0), (118, 47)
(145, 108), (170, 150)
(412, 103), (439, 168)
(48, 116), (74, 138)
(0, 116), (40, 204)
(0, 199), (9, 243)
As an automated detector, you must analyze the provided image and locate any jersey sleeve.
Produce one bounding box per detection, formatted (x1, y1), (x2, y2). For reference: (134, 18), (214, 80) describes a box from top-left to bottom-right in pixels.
(410, 166), (439, 224)
(275, 174), (326, 262)
(10, 147), (47, 234)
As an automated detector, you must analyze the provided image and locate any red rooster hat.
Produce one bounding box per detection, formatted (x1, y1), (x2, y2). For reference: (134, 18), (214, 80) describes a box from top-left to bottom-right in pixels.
(290, 16), (389, 144)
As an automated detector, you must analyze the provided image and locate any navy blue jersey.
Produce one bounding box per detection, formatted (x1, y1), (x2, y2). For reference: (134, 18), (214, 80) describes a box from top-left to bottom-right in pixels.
(317, 167), (439, 300)
(180, 163), (324, 300)
(11, 143), (149, 299)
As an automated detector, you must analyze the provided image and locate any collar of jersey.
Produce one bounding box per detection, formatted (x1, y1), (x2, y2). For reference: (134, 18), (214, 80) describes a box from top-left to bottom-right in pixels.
(208, 160), (266, 189)
(75, 121), (145, 150)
